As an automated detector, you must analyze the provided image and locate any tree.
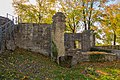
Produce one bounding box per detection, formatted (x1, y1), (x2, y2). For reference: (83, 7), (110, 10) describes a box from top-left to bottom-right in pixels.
(12, 0), (56, 24)
(81, 0), (115, 30)
(59, 0), (82, 33)
(100, 4), (120, 45)
(59, 0), (113, 33)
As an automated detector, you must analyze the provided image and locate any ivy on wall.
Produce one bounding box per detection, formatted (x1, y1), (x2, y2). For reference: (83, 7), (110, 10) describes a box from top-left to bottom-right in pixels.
(51, 41), (58, 61)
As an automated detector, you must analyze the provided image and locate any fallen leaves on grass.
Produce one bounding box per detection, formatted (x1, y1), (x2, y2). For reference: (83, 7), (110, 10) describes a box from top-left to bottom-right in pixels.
(96, 70), (109, 75)
(0, 48), (120, 80)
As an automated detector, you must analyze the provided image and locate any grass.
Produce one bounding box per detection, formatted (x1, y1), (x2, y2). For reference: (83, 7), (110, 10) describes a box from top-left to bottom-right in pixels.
(0, 48), (120, 80)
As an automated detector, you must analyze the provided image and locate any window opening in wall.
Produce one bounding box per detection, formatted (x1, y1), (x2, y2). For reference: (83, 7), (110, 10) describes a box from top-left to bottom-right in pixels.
(75, 40), (81, 49)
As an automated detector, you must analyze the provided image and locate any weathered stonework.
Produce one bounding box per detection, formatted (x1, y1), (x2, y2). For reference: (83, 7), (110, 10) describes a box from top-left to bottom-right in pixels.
(81, 52), (117, 62)
(112, 50), (120, 59)
(0, 13), (96, 66)
(1, 12), (118, 67)
(64, 30), (95, 51)
(0, 16), (11, 25)
(52, 12), (66, 63)
(0, 16), (15, 53)
(15, 23), (52, 56)
(94, 46), (120, 60)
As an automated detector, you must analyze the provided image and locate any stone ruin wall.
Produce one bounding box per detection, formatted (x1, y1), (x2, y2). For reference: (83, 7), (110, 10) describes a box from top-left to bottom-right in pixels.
(94, 45), (120, 59)
(0, 13), (95, 59)
(15, 12), (66, 57)
(0, 13), (103, 66)
(95, 45), (120, 50)
(15, 23), (52, 56)
(64, 30), (95, 52)
(0, 16), (15, 53)
(64, 31), (95, 66)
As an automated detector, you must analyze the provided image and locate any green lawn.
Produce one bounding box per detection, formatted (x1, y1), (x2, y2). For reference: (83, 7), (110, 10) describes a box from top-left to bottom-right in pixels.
(0, 48), (120, 80)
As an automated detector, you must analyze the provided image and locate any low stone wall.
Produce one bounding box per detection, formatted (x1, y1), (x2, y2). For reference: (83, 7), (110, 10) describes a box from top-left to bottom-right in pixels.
(94, 46), (120, 60)
(65, 49), (118, 66)
(95, 45), (120, 50)
(81, 52), (117, 62)
(112, 50), (120, 59)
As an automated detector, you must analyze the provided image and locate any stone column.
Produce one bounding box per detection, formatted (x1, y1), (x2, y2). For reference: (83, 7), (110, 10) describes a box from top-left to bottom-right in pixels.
(81, 30), (95, 51)
(52, 12), (66, 63)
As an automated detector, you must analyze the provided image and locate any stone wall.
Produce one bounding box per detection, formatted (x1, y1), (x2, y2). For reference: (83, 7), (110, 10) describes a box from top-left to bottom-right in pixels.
(64, 33), (82, 49)
(94, 46), (120, 59)
(112, 50), (120, 59)
(95, 45), (120, 50)
(64, 30), (95, 66)
(15, 12), (66, 58)
(0, 13), (96, 66)
(0, 16), (15, 53)
(15, 23), (52, 56)
(0, 16), (11, 25)
(64, 30), (95, 51)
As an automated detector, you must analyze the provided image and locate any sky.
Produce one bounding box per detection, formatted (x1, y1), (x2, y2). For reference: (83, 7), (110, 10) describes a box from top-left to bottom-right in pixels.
(0, 0), (120, 17)
(0, 0), (36, 17)
(0, 0), (14, 17)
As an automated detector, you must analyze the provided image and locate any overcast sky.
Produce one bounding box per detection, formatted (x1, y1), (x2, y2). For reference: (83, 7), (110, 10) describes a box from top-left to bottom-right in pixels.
(0, 0), (14, 17)
(0, 0), (120, 17)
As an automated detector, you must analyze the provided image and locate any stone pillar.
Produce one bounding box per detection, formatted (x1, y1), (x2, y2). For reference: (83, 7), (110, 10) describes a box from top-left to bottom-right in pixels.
(82, 30), (93, 51)
(52, 12), (66, 63)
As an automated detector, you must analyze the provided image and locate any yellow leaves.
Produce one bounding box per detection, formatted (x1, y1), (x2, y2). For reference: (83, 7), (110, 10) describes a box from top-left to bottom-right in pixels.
(91, 26), (98, 31)
(103, 27), (111, 34)
(75, 16), (80, 20)
(76, 6), (82, 10)
(21, 76), (29, 80)
(116, 14), (120, 19)
(116, 29), (120, 36)
(13, 0), (56, 23)
(49, 0), (56, 3)
(101, 3), (120, 38)
(112, 18), (117, 24)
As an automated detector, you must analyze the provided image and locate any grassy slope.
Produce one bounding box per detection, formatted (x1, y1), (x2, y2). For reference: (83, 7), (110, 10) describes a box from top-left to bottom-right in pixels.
(0, 48), (120, 80)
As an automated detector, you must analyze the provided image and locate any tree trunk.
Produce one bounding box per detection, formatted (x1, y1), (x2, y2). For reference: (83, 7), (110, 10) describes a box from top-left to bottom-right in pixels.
(88, 0), (94, 30)
(113, 32), (116, 45)
(73, 17), (76, 33)
(82, 1), (87, 30)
